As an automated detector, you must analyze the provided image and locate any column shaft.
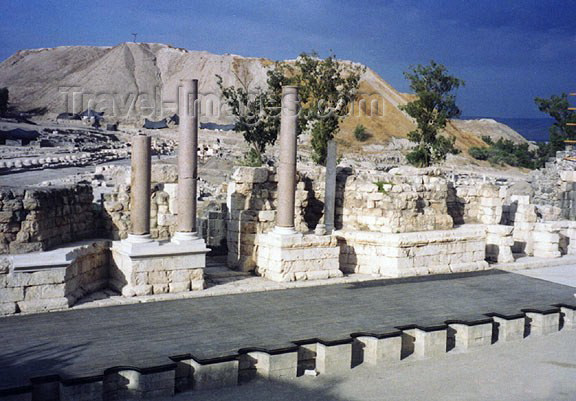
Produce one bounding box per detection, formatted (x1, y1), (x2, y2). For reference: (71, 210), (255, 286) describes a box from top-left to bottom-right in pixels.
(177, 79), (199, 233)
(130, 135), (151, 235)
(276, 86), (299, 231)
(324, 140), (337, 233)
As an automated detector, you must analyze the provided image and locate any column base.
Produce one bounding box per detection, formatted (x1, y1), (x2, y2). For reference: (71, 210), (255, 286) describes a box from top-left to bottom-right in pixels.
(110, 237), (209, 297)
(256, 232), (342, 282)
(274, 226), (298, 235)
(172, 231), (200, 244)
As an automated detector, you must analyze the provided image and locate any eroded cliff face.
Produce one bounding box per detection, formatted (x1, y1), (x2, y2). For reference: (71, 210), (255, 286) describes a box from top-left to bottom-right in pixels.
(0, 42), (526, 152)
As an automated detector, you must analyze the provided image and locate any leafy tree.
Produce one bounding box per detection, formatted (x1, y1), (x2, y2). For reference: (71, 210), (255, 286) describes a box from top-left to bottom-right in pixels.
(0, 87), (8, 116)
(292, 52), (363, 165)
(216, 66), (290, 164)
(535, 93), (576, 157)
(400, 61), (464, 167)
(217, 53), (363, 166)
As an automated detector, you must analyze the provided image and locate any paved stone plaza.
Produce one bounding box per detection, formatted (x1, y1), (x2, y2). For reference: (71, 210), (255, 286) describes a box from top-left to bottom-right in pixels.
(1, 269), (575, 397)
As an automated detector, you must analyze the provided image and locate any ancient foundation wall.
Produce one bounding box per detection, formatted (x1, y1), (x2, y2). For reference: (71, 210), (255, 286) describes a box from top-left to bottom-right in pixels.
(0, 185), (96, 254)
(337, 225), (488, 277)
(100, 163), (227, 253)
(0, 241), (110, 315)
(227, 166), (458, 271)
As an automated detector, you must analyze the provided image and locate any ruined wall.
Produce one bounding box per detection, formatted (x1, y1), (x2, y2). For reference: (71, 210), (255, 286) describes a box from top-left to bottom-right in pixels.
(100, 163), (227, 253)
(531, 151), (576, 220)
(0, 185), (96, 254)
(0, 241), (109, 315)
(336, 168), (453, 233)
(226, 166), (458, 271)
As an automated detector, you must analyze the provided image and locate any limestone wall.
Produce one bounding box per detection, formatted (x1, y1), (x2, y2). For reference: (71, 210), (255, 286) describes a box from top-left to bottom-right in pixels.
(531, 151), (576, 220)
(337, 225), (488, 277)
(0, 185), (96, 254)
(0, 241), (109, 315)
(337, 169), (453, 233)
(226, 166), (458, 271)
(100, 163), (227, 253)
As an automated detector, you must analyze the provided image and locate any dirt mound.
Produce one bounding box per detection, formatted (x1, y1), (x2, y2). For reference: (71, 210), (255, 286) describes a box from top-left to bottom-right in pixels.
(0, 42), (525, 153)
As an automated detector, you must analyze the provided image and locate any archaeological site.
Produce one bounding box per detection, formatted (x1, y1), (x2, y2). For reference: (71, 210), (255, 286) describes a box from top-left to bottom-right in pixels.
(0, 6), (575, 398)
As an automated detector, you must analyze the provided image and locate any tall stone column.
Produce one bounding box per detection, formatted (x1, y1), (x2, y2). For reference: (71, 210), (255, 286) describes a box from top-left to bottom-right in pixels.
(128, 134), (152, 242)
(275, 86), (299, 235)
(174, 79), (199, 242)
(324, 140), (337, 233)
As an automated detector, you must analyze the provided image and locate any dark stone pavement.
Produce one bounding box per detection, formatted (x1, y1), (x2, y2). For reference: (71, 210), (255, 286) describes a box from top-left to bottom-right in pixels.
(1, 270), (575, 392)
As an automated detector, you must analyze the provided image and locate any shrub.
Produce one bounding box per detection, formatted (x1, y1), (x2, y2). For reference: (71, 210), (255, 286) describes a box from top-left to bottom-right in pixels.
(354, 124), (369, 141)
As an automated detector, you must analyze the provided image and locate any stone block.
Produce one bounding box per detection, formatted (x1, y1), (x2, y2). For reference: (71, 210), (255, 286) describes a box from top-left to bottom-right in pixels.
(186, 359), (238, 390)
(316, 342), (352, 375)
(449, 322), (493, 350)
(60, 381), (103, 401)
(17, 297), (70, 313)
(404, 328), (447, 359)
(561, 307), (576, 330)
(355, 335), (402, 365)
(248, 351), (298, 381)
(0, 302), (17, 315)
(0, 286), (24, 302)
(232, 167), (268, 184)
(493, 316), (526, 342)
(526, 311), (560, 336)
(24, 284), (66, 300)
(169, 281), (190, 293)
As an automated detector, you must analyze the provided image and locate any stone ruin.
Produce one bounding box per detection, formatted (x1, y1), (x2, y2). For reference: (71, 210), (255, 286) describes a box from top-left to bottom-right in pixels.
(3, 81), (576, 315)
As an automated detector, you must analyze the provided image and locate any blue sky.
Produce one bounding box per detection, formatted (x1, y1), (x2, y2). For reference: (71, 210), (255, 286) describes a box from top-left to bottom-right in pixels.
(1, 0), (574, 118)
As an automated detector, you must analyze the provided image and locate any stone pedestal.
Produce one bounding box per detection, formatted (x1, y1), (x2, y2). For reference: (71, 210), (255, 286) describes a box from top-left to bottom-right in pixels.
(110, 239), (208, 296)
(448, 322), (493, 351)
(246, 351), (298, 381)
(316, 342), (352, 375)
(532, 223), (561, 258)
(526, 311), (561, 336)
(354, 335), (402, 366)
(493, 315), (526, 342)
(485, 224), (514, 263)
(256, 232), (342, 282)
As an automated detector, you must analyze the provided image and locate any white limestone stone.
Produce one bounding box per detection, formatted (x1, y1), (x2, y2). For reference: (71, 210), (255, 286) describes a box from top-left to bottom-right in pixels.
(355, 335), (402, 365)
(316, 343), (352, 375)
(493, 316), (526, 342)
(247, 351), (298, 381)
(526, 311), (560, 336)
(449, 322), (493, 350)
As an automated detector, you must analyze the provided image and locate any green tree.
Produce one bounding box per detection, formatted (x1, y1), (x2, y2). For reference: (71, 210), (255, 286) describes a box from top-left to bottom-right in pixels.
(292, 52), (363, 165)
(400, 61), (464, 167)
(0, 87), (8, 116)
(218, 53), (363, 166)
(216, 66), (290, 164)
(535, 93), (576, 156)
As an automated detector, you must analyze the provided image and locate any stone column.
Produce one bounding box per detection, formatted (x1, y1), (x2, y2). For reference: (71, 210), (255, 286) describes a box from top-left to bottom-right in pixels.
(174, 79), (199, 242)
(128, 134), (152, 242)
(275, 86), (299, 234)
(324, 140), (337, 233)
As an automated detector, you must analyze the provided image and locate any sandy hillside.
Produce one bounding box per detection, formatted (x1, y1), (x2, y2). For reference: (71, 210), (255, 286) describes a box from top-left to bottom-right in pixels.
(0, 42), (528, 153)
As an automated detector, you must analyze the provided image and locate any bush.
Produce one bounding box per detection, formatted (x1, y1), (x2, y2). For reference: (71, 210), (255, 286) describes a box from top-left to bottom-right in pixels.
(468, 147), (490, 160)
(354, 124), (369, 141)
(468, 138), (536, 169)
(239, 148), (263, 167)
